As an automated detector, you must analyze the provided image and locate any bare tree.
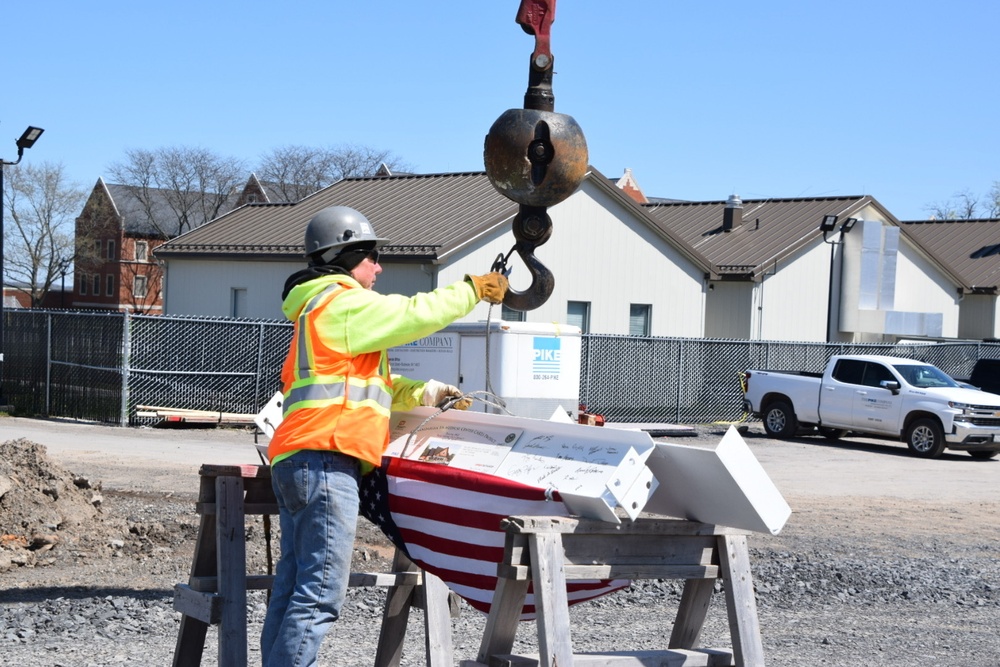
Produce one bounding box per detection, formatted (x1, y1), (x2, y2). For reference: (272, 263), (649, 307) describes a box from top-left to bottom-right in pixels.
(2, 162), (84, 306)
(256, 144), (411, 202)
(924, 185), (1000, 220)
(989, 182), (1000, 218)
(107, 146), (247, 237)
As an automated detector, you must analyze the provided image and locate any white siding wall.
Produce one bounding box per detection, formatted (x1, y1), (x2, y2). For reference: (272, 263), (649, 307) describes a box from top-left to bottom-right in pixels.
(705, 282), (753, 339)
(755, 241), (832, 342)
(164, 259), (436, 319)
(436, 180), (707, 336)
(894, 239), (960, 337)
(164, 259), (300, 319)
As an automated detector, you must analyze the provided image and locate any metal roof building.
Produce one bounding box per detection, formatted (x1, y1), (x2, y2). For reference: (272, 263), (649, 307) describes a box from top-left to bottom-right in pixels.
(155, 168), (715, 336)
(152, 168), (1000, 341)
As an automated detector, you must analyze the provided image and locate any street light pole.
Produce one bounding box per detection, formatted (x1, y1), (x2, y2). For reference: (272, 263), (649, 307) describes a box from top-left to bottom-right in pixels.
(0, 125), (45, 407)
(819, 215), (859, 342)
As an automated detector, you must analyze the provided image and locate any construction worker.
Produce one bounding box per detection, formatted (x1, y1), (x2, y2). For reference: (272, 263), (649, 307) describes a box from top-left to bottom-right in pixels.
(260, 205), (508, 666)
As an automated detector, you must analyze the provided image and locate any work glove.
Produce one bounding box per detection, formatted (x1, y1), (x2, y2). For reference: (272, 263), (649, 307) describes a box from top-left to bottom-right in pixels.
(466, 272), (509, 305)
(421, 379), (473, 410)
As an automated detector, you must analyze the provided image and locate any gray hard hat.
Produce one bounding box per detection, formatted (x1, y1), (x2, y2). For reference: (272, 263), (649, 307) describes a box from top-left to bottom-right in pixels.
(304, 206), (388, 263)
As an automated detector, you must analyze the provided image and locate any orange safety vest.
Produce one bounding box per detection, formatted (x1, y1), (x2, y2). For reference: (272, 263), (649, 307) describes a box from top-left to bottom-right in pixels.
(268, 281), (394, 467)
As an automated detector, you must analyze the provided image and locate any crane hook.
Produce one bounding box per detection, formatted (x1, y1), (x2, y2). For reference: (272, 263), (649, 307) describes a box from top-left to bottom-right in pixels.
(491, 206), (555, 311)
(482, 0), (585, 311)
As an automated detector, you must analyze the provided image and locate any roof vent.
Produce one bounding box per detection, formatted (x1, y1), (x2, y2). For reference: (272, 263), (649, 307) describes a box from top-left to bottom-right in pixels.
(722, 194), (743, 231)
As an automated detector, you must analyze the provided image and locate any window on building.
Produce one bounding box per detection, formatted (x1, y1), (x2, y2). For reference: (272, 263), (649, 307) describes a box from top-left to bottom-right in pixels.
(135, 241), (148, 262)
(567, 301), (591, 334)
(629, 304), (651, 337)
(107, 240), (116, 260)
(80, 276), (87, 296)
(231, 288), (247, 318)
(500, 304), (525, 322)
(94, 239), (102, 255)
(106, 274), (115, 297)
(92, 275), (101, 296)
(133, 275), (148, 299)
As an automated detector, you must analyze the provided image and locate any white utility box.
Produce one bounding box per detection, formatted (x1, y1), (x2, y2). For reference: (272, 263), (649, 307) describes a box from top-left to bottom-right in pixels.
(388, 321), (581, 420)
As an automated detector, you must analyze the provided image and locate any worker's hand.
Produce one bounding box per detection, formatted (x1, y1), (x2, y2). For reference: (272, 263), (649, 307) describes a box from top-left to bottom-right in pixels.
(466, 272), (509, 305)
(421, 379), (472, 410)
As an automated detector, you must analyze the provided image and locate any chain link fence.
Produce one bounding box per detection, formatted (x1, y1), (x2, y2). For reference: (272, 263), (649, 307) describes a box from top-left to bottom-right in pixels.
(4, 310), (291, 426)
(579, 335), (1000, 424)
(5, 309), (1000, 426)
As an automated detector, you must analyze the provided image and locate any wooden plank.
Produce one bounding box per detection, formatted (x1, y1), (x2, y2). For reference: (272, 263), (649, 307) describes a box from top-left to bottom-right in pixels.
(375, 549), (418, 667)
(351, 571), (423, 587)
(136, 404), (256, 423)
(215, 474), (247, 667)
(477, 576), (531, 664)
(187, 571), (422, 594)
(502, 533), (530, 567)
(422, 568), (455, 667)
(529, 532), (573, 667)
(496, 562), (531, 581)
(487, 648), (734, 667)
(500, 563), (720, 581)
(500, 516), (748, 537)
(172, 511), (217, 666)
(669, 578), (716, 650)
(199, 463), (270, 479)
(565, 564), (720, 580)
(172, 584), (221, 624)
(718, 535), (765, 667)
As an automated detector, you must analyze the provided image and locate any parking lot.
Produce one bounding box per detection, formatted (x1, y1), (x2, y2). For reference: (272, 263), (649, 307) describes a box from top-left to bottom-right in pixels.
(1, 416), (996, 505)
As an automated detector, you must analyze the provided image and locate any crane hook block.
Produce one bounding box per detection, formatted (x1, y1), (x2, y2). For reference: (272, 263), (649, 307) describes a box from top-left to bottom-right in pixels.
(484, 107), (588, 208)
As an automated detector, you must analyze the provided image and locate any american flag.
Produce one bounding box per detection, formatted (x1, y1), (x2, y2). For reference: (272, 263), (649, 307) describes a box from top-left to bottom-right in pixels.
(360, 456), (629, 619)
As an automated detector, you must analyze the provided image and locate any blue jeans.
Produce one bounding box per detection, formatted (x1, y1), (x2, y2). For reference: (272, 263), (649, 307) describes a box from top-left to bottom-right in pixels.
(260, 449), (360, 667)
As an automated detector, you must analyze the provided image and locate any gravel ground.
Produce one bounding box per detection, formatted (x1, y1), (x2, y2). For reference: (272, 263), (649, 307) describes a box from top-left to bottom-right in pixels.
(2, 419), (999, 666)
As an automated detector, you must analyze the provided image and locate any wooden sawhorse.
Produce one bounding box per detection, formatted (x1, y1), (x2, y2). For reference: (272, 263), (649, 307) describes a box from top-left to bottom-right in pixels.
(469, 515), (765, 667)
(171, 463), (458, 667)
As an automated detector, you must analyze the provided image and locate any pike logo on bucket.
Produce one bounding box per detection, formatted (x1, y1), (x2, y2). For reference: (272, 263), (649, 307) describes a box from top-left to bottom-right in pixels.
(532, 337), (561, 379)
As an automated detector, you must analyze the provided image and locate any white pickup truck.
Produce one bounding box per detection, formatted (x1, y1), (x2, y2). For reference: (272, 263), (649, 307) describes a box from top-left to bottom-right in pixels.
(743, 354), (1000, 459)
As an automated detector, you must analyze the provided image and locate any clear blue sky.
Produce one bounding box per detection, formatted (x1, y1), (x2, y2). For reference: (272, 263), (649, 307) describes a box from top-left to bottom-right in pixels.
(5, 0), (999, 221)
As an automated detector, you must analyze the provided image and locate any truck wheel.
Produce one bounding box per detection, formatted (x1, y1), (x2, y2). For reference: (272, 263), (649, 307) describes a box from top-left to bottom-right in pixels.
(968, 450), (999, 460)
(905, 418), (946, 458)
(818, 427), (847, 441)
(763, 401), (798, 438)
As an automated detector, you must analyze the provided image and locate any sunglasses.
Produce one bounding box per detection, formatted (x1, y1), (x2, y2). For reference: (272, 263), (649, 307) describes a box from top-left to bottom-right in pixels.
(349, 248), (380, 264)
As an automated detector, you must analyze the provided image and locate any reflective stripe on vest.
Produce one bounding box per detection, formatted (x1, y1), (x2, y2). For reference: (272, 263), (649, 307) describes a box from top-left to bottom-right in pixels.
(285, 285), (393, 412)
(284, 376), (393, 413)
(293, 285), (333, 381)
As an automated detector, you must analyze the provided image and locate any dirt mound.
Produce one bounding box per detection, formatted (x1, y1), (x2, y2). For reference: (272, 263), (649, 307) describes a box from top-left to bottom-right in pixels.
(0, 437), (395, 587)
(0, 438), (112, 571)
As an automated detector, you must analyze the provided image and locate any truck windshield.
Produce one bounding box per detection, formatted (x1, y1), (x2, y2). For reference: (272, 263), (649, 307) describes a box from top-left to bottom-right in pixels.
(892, 364), (959, 389)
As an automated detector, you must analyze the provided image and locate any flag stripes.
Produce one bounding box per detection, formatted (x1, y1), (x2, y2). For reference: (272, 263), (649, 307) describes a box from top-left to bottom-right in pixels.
(360, 456), (628, 618)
